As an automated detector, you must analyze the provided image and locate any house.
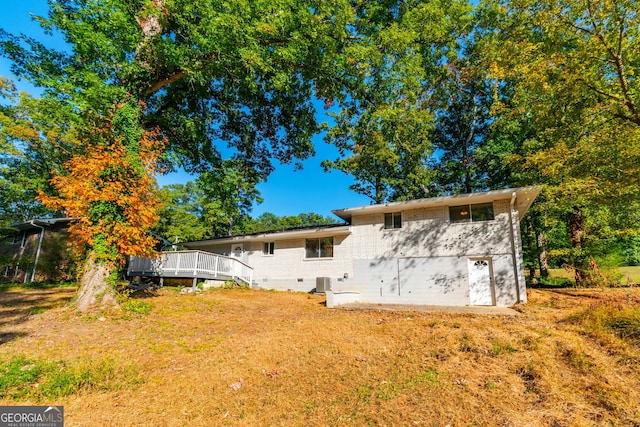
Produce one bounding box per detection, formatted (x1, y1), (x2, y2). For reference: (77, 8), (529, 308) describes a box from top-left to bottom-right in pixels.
(0, 218), (76, 283)
(183, 186), (540, 307)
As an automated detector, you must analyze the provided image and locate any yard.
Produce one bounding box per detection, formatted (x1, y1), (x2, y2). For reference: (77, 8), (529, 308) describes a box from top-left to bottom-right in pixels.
(1, 284), (640, 426)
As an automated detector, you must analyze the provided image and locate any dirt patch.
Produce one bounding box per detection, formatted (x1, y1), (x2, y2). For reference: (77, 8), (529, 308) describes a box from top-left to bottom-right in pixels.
(1, 286), (639, 426)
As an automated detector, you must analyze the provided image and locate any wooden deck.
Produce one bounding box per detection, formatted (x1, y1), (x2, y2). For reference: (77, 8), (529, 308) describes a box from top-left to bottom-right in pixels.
(127, 250), (253, 286)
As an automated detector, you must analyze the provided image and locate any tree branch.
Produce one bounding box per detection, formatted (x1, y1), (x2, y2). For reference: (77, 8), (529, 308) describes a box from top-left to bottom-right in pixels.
(144, 70), (187, 97)
(578, 78), (622, 102)
(585, 0), (640, 126)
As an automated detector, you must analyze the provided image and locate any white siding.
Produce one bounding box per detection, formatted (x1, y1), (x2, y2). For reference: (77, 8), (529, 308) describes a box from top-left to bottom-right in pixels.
(196, 236), (353, 292)
(352, 257), (469, 306)
(335, 200), (522, 306)
(191, 198), (525, 306)
(347, 253), (520, 306)
(348, 200), (512, 259)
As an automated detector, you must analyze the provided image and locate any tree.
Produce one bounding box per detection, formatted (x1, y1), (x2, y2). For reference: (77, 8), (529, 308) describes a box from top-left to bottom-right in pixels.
(38, 102), (165, 310)
(324, 106), (435, 203)
(324, 0), (473, 203)
(197, 161), (263, 237)
(430, 58), (493, 195)
(483, 0), (640, 285)
(0, 78), (68, 228)
(154, 166), (263, 243)
(244, 212), (337, 234)
(1, 0), (357, 308)
(155, 181), (210, 245)
(155, 179), (337, 241)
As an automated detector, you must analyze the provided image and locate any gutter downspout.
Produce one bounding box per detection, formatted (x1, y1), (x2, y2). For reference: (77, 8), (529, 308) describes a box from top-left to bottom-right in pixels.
(28, 220), (46, 283)
(508, 192), (522, 303)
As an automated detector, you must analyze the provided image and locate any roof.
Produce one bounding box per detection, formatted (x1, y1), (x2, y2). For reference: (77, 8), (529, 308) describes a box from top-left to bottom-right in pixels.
(10, 217), (78, 231)
(184, 224), (351, 248)
(183, 186), (540, 248)
(332, 186), (540, 222)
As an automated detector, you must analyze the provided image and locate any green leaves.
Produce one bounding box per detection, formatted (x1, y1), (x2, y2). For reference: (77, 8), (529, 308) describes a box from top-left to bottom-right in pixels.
(0, 0), (361, 273)
(488, 0), (640, 208)
(324, 0), (473, 203)
(480, 0), (640, 280)
(1, 0), (361, 181)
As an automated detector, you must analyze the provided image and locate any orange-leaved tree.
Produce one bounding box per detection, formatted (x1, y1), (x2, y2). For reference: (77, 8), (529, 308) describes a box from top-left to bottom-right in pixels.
(39, 101), (165, 311)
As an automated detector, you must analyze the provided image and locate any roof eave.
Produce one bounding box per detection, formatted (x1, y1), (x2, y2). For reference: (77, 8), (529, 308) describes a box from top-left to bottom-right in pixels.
(332, 186), (541, 222)
(514, 186), (541, 220)
(184, 225), (352, 247)
(10, 217), (79, 231)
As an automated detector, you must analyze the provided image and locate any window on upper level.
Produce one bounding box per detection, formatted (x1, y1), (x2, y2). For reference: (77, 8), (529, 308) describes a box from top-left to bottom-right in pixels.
(384, 212), (402, 229)
(263, 241), (275, 256)
(449, 203), (495, 223)
(305, 237), (334, 258)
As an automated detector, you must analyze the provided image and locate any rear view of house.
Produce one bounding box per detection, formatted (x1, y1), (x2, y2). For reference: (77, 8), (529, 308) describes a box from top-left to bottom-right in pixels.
(184, 187), (539, 307)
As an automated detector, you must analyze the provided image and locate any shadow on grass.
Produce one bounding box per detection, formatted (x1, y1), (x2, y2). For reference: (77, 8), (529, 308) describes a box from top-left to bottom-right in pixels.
(0, 283), (77, 346)
(0, 281), (77, 293)
(124, 289), (158, 300)
(528, 277), (574, 289)
(0, 331), (28, 346)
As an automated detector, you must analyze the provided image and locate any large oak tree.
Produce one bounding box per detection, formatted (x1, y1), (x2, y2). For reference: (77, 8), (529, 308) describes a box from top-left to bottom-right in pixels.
(1, 0), (357, 309)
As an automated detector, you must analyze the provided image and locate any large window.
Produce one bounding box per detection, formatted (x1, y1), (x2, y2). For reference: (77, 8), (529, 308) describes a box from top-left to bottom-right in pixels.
(263, 241), (275, 255)
(384, 212), (402, 229)
(305, 237), (334, 258)
(449, 203), (495, 223)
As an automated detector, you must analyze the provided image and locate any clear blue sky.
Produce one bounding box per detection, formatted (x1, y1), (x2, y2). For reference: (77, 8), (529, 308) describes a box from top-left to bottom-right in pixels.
(0, 1), (372, 219)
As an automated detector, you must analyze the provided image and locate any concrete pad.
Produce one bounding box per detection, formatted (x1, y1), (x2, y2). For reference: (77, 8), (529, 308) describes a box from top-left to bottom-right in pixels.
(325, 290), (360, 308)
(335, 302), (520, 316)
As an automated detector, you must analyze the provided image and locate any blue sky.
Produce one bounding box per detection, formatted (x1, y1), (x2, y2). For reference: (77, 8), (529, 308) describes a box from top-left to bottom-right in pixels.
(0, 1), (372, 219)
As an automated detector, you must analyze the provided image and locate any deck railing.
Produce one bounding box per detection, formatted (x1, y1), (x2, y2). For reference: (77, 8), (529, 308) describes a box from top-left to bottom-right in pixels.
(127, 250), (253, 285)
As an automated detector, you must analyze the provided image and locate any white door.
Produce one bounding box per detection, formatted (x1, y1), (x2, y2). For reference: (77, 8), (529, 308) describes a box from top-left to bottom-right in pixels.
(468, 259), (494, 306)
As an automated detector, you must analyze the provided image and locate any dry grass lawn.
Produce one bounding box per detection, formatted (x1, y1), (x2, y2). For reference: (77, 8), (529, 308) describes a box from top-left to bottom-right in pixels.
(1, 285), (640, 426)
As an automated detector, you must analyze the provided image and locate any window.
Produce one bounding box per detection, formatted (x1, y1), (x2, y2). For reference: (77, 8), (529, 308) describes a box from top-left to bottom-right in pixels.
(305, 237), (334, 258)
(11, 232), (24, 246)
(449, 203), (494, 223)
(384, 212), (402, 229)
(263, 241), (275, 255)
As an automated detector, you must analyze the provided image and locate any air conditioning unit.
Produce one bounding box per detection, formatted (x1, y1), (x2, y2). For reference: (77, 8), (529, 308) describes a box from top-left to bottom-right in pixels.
(316, 277), (332, 293)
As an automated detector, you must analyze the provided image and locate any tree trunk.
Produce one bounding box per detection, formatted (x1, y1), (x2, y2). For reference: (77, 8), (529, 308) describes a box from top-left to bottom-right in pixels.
(528, 265), (537, 285)
(374, 175), (384, 204)
(524, 216), (538, 285)
(537, 231), (549, 278)
(463, 102), (478, 194)
(568, 207), (587, 287)
(75, 254), (119, 312)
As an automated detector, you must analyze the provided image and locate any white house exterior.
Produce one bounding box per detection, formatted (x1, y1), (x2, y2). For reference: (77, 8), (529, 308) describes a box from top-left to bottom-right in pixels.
(184, 187), (540, 307)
